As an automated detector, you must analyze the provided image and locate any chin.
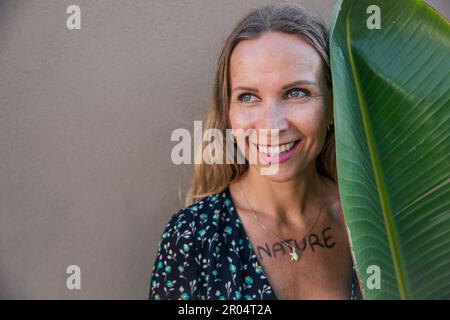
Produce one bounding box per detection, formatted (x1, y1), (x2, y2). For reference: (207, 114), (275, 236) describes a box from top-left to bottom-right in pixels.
(256, 164), (300, 183)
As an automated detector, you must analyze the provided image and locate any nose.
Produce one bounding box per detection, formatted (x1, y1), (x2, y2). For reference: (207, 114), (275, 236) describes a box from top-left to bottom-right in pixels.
(251, 100), (290, 145)
(258, 100), (290, 139)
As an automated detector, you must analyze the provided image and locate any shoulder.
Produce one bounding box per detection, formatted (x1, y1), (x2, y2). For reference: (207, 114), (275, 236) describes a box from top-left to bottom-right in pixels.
(321, 177), (346, 226)
(160, 187), (233, 243)
(328, 199), (345, 225)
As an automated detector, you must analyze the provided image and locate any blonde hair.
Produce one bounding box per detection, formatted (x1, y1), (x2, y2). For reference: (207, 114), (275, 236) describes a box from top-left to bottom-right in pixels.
(185, 3), (335, 206)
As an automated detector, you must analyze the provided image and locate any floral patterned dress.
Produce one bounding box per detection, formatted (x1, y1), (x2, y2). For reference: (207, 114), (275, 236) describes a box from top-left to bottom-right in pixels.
(148, 186), (362, 300)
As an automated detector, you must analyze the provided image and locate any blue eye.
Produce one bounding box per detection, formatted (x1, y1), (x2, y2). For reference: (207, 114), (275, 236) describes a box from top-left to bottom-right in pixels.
(238, 93), (257, 103)
(286, 88), (309, 99)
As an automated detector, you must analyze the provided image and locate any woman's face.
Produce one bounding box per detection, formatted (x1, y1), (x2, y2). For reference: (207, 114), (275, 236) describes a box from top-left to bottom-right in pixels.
(229, 31), (333, 182)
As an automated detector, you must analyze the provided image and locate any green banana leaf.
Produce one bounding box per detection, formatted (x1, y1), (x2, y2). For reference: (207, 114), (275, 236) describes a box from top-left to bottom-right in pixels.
(330, 0), (450, 299)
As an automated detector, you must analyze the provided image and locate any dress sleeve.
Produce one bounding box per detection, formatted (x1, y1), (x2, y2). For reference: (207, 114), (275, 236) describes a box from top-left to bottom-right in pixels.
(148, 209), (200, 300)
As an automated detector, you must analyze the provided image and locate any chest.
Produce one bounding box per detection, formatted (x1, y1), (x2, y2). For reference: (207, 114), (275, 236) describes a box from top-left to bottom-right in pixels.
(240, 214), (354, 299)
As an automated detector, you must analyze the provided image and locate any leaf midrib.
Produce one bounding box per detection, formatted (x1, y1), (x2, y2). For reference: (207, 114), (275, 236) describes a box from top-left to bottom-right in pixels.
(344, 1), (411, 299)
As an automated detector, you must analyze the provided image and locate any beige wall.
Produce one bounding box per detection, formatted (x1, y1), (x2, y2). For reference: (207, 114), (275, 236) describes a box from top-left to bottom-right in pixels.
(0, 0), (448, 299)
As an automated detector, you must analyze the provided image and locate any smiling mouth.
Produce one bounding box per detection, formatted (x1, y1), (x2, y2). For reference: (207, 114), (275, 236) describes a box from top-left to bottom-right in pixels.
(253, 139), (301, 156)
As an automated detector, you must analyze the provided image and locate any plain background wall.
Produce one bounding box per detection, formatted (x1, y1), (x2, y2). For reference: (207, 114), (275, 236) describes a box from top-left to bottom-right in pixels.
(1, 0), (448, 299)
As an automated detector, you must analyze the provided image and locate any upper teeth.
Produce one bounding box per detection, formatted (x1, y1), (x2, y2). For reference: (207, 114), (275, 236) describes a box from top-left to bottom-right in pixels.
(258, 141), (296, 155)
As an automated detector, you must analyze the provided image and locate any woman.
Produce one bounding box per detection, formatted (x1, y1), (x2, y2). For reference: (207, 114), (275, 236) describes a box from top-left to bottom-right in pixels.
(149, 3), (363, 300)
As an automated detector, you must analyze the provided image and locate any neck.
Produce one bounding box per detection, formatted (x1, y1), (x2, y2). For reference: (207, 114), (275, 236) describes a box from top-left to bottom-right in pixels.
(240, 163), (329, 223)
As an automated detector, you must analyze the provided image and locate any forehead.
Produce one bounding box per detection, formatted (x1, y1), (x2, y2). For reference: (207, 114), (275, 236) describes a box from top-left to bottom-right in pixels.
(230, 32), (324, 86)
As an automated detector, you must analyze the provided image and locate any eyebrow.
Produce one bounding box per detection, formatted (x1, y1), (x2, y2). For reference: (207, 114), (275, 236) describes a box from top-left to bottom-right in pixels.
(231, 79), (318, 93)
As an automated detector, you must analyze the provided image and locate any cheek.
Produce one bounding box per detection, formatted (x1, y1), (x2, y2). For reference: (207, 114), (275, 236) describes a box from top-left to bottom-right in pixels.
(229, 105), (255, 131)
(290, 103), (327, 136)
(229, 106), (259, 156)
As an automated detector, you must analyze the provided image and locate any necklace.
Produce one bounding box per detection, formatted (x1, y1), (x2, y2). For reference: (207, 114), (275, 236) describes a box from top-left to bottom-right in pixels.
(239, 181), (325, 262)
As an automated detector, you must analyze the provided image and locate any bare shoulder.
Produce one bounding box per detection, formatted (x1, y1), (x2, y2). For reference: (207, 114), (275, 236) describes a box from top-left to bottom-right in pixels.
(329, 199), (345, 226)
(322, 178), (346, 226)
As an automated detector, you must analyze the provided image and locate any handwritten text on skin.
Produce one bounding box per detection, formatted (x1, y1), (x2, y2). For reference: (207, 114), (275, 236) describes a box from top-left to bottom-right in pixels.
(255, 227), (336, 260)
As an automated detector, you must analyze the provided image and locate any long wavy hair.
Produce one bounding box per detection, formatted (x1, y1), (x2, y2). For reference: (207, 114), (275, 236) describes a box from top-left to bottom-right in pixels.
(185, 3), (335, 206)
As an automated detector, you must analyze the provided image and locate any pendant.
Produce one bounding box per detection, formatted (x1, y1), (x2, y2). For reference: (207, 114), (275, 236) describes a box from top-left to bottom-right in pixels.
(290, 247), (300, 262)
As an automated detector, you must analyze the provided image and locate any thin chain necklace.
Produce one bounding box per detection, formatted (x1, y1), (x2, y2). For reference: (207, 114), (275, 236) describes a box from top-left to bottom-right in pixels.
(239, 181), (324, 262)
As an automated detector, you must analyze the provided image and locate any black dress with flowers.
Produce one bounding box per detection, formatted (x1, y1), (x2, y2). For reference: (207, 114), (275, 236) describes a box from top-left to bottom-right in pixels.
(148, 187), (362, 300)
